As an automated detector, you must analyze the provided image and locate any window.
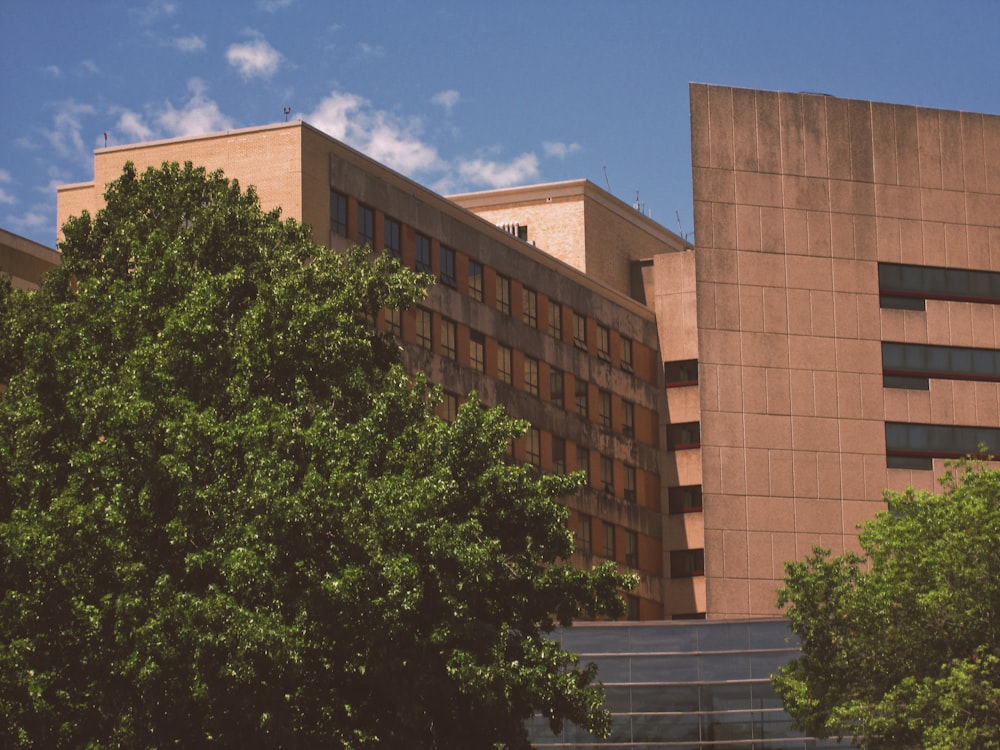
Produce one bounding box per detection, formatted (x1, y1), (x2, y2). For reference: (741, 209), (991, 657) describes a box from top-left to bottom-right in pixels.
(620, 336), (633, 372)
(577, 513), (592, 553)
(548, 301), (562, 339)
(441, 319), (457, 360)
(626, 594), (640, 620)
(667, 421), (701, 450)
(384, 217), (401, 260)
(468, 260), (483, 301)
(552, 436), (566, 473)
(665, 359), (699, 386)
(596, 325), (611, 361)
(526, 427), (541, 467)
(573, 312), (587, 350)
(885, 421), (1000, 469)
(439, 392), (458, 422)
(440, 246), (456, 287)
(469, 331), (485, 372)
(357, 204), (374, 246)
(416, 308), (432, 349)
(497, 344), (513, 384)
(522, 288), (537, 327)
(524, 357), (539, 396)
(624, 464), (636, 503)
(549, 368), (564, 404)
(602, 522), (616, 560)
(671, 549), (705, 578)
(496, 274), (511, 314)
(879, 262), (1000, 309)
(415, 233), (431, 274)
(600, 455), (614, 493)
(625, 530), (639, 568)
(575, 378), (588, 417)
(622, 400), (635, 438)
(598, 390), (612, 429)
(576, 445), (589, 477)
(385, 307), (401, 337)
(330, 190), (348, 237)
(668, 485), (703, 514)
(882, 341), (1000, 389)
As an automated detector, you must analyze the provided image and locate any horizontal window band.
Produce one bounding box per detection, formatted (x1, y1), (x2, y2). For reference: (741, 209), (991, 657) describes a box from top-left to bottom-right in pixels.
(882, 368), (1000, 383)
(665, 379), (698, 388)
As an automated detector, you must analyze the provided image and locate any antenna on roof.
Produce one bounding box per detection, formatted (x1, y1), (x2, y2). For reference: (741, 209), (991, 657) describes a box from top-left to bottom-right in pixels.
(602, 162), (612, 192)
(283, 107), (292, 122)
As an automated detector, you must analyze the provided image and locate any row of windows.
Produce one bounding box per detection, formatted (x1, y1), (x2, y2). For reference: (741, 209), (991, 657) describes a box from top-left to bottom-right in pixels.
(401, 307), (642, 440)
(665, 359), (699, 387)
(577, 513), (640, 569)
(879, 262), (1000, 310)
(667, 421), (701, 451)
(883, 341), (1000, 389)
(332, 189), (640, 377)
(885, 421), (1000, 469)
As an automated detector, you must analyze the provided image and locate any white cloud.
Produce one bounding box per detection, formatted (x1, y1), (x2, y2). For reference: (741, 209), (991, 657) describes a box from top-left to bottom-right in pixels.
(431, 89), (460, 113)
(5, 210), (48, 232)
(307, 91), (442, 175)
(156, 79), (234, 137)
(131, 1), (177, 25)
(44, 100), (97, 164)
(258, 0), (293, 11)
(457, 153), (539, 189)
(543, 141), (582, 159)
(116, 109), (156, 142)
(78, 60), (100, 76)
(44, 65), (61, 77)
(355, 42), (385, 60)
(226, 38), (282, 79)
(0, 170), (15, 206)
(172, 35), (206, 53)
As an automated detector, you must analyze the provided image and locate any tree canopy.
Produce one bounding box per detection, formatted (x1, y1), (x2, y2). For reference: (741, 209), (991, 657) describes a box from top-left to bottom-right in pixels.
(0, 161), (634, 748)
(774, 460), (1000, 749)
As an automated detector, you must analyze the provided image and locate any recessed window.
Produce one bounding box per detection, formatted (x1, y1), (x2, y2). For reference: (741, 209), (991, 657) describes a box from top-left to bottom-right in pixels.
(671, 549), (705, 578)
(573, 312), (587, 350)
(667, 422), (701, 450)
(575, 378), (588, 418)
(882, 341), (1000, 386)
(665, 359), (699, 386)
(439, 392), (458, 422)
(357, 204), (374, 246)
(416, 308), (432, 350)
(468, 260), (483, 301)
(885, 421), (1000, 468)
(622, 400), (635, 438)
(549, 368), (564, 404)
(548, 301), (562, 339)
(596, 325), (611, 361)
(522, 288), (537, 327)
(524, 357), (539, 396)
(668, 485), (703, 514)
(879, 262), (1000, 308)
(598, 390), (612, 429)
(620, 336), (633, 372)
(576, 445), (589, 476)
(600, 455), (614, 493)
(624, 464), (636, 503)
(625, 530), (639, 568)
(440, 246), (456, 288)
(552, 436), (566, 473)
(384, 217), (400, 260)
(526, 427), (541, 467)
(330, 190), (348, 237)
(441, 319), (457, 361)
(415, 233), (431, 274)
(469, 331), (485, 372)
(496, 275), (511, 315)
(384, 307), (401, 337)
(497, 345), (512, 384)
(577, 512), (592, 553)
(602, 522), (616, 560)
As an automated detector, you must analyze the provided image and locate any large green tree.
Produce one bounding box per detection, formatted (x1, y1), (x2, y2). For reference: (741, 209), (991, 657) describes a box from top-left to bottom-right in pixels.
(0, 162), (634, 748)
(774, 461), (1000, 749)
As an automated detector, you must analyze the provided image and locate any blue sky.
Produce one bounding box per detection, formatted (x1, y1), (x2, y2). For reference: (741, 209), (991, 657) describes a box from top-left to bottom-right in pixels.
(3, 0), (999, 248)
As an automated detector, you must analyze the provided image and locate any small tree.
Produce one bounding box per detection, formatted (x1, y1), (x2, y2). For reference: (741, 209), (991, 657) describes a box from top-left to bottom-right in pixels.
(0, 162), (635, 748)
(774, 460), (1000, 749)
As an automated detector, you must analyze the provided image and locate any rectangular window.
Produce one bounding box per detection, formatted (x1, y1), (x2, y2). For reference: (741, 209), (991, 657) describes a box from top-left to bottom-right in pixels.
(468, 260), (483, 301)
(439, 392), (458, 422)
(665, 359), (699, 386)
(524, 357), (539, 396)
(357, 204), (375, 246)
(575, 378), (588, 418)
(385, 307), (401, 337)
(384, 217), (401, 260)
(879, 262), (1000, 308)
(497, 344), (513, 384)
(330, 190), (348, 237)
(627, 595), (640, 621)
(668, 485), (703, 514)
(625, 530), (639, 568)
(620, 336), (633, 372)
(416, 308), (432, 350)
(549, 368), (564, 403)
(600, 455), (614, 493)
(624, 465), (636, 503)
(441, 319), (457, 361)
(552, 436), (566, 473)
(598, 390), (612, 429)
(440, 246), (456, 288)
(667, 421), (701, 450)
(622, 400), (635, 438)
(548, 301), (562, 339)
(597, 325), (611, 361)
(573, 312), (587, 350)
(522, 288), (538, 327)
(885, 421), (1000, 468)
(576, 445), (589, 477)
(469, 331), (485, 372)
(526, 427), (541, 467)
(603, 522), (616, 560)
(671, 549), (705, 578)
(496, 275), (511, 315)
(577, 513), (592, 554)
(415, 233), (432, 274)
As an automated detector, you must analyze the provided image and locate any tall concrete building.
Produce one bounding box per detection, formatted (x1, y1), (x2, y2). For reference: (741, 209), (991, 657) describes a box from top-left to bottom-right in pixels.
(50, 84), (1000, 629)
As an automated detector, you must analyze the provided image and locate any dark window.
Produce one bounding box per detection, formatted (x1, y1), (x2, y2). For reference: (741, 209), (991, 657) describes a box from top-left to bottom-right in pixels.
(573, 312), (587, 350)
(524, 357), (539, 396)
(576, 445), (589, 476)
(883, 341), (1000, 386)
(577, 513), (592, 553)
(622, 400), (635, 438)
(549, 368), (564, 403)
(469, 331), (485, 372)
(552, 436), (566, 473)
(468, 260), (483, 301)
(548, 301), (562, 339)
(497, 345), (512, 384)
(668, 485), (703, 514)
(526, 427), (541, 467)
(330, 190), (348, 237)
(597, 325), (611, 361)
(575, 378), (588, 417)
(598, 389), (612, 428)
(357, 204), (374, 246)
(620, 336), (634, 372)
(384, 217), (400, 259)
(625, 530), (639, 568)
(440, 246), (456, 287)
(602, 521), (616, 560)
(439, 392), (458, 422)
(626, 594), (640, 620)
(441, 319), (457, 361)
(600, 454), (614, 493)
(384, 307), (401, 337)
(668, 422), (701, 450)
(671, 549), (705, 578)
(416, 308), (432, 349)
(522, 288), (537, 327)
(879, 262), (1000, 308)
(624, 464), (636, 503)
(665, 359), (699, 386)
(885, 421), (1000, 468)
(415, 233), (431, 273)
(496, 275), (511, 314)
